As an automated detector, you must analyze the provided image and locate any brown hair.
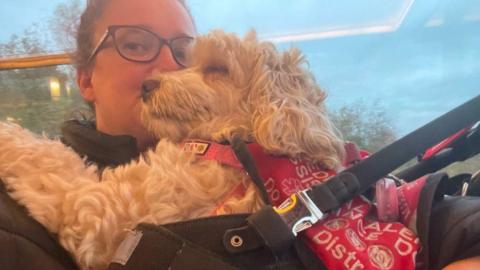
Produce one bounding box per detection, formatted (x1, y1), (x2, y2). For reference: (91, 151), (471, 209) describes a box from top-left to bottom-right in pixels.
(74, 0), (194, 71)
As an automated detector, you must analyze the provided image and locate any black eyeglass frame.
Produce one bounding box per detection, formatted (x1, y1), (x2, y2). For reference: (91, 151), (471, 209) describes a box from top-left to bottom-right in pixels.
(87, 25), (194, 67)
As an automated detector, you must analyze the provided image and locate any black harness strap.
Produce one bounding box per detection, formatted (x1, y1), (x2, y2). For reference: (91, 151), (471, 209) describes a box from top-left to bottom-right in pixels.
(230, 135), (271, 205)
(306, 171), (360, 212)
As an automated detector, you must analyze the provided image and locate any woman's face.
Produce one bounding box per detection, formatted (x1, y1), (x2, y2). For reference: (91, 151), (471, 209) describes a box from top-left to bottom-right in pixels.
(77, 0), (195, 150)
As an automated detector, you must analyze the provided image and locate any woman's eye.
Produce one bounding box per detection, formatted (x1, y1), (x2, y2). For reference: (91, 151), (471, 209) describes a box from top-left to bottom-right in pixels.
(204, 66), (229, 74)
(176, 50), (186, 59)
(203, 66), (230, 80)
(123, 42), (146, 52)
(172, 49), (185, 60)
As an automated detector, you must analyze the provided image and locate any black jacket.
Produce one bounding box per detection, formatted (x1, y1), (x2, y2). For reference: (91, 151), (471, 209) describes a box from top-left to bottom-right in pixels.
(61, 119), (141, 169)
(0, 120), (141, 270)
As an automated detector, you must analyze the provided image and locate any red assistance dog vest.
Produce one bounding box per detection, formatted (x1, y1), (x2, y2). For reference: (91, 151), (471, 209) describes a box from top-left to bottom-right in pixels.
(182, 140), (426, 270)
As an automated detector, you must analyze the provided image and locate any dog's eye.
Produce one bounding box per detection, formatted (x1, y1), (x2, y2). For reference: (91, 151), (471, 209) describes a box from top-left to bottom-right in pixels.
(204, 66), (229, 75)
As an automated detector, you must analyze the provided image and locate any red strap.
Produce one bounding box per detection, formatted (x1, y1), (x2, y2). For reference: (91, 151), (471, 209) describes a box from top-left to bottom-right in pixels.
(182, 140), (243, 169)
(422, 127), (470, 160)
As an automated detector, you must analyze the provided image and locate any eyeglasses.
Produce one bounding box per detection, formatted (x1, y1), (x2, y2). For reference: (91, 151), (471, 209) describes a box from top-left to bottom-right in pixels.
(87, 25), (194, 67)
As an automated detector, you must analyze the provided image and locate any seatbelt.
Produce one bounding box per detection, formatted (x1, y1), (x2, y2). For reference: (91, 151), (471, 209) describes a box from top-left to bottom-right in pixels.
(225, 94), (480, 254)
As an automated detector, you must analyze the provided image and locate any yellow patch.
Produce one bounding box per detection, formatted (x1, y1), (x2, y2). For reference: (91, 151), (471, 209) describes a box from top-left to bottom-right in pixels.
(182, 141), (211, 155)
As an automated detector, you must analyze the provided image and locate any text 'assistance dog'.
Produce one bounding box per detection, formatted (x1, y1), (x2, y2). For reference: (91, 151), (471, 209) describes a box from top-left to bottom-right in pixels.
(0, 30), (345, 269)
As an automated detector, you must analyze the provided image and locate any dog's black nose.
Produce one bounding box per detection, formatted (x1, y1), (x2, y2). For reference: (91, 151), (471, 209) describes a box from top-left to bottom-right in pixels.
(141, 79), (160, 101)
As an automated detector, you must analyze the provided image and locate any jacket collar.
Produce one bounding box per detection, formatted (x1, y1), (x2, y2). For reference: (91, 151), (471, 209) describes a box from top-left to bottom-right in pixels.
(61, 119), (140, 168)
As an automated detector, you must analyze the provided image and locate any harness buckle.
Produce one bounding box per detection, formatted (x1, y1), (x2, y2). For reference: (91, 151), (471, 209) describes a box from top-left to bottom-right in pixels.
(273, 190), (324, 236)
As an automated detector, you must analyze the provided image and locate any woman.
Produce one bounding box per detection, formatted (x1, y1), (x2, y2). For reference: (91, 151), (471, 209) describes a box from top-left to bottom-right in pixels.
(62, 0), (196, 168)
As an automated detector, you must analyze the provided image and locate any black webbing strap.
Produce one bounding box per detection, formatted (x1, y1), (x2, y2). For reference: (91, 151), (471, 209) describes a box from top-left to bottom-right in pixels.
(305, 171), (360, 212)
(246, 207), (295, 253)
(230, 135), (271, 205)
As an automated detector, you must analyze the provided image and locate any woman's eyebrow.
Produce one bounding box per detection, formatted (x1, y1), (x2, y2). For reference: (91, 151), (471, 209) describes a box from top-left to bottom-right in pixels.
(133, 24), (151, 29)
(129, 24), (194, 38)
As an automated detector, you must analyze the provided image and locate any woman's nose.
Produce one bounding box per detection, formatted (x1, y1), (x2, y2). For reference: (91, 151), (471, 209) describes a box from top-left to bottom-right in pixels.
(141, 79), (160, 101)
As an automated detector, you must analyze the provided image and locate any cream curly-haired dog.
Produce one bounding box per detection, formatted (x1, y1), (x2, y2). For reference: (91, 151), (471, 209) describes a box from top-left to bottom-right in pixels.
(0, 30), (344, 269)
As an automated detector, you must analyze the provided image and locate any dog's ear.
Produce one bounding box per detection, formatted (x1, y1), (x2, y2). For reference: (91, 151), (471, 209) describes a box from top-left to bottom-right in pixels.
(244, 29), (258, 42)
(249, 46), (345, 169)
(192, 30), (254, 87)
(192, 30), (230, 71)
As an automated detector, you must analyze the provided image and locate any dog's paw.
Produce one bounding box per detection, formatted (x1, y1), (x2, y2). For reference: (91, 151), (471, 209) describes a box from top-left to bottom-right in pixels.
(0, 121), (95, 181)
(0, 121), (40, 146)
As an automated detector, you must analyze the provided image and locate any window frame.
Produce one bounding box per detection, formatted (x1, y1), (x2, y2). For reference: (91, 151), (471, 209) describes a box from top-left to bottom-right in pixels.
(0, 53), (71, 70)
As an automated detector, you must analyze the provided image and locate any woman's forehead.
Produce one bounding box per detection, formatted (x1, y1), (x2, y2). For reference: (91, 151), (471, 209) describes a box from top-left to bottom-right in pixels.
(95, 0), (195, 39)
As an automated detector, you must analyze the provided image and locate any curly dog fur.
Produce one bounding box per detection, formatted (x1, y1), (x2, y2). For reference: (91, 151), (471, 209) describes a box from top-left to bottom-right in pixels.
(0, 30), (344, 269)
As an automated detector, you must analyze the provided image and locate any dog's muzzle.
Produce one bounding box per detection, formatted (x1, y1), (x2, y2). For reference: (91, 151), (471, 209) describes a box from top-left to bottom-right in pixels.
(141, 79), (161, 102)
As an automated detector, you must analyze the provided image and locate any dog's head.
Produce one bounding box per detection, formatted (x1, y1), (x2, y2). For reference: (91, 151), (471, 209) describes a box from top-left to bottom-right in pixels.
(141, 30), (344, 169)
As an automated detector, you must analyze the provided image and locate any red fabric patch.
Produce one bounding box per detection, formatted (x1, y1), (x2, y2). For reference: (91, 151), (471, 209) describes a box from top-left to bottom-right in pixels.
(246, 143), (336, 205)
(303, 196), (419, 270)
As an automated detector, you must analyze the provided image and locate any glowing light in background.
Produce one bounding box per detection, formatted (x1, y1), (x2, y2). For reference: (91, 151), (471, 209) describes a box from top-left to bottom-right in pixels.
(49, 77), (61, 100)
(5, 116), (21, 124)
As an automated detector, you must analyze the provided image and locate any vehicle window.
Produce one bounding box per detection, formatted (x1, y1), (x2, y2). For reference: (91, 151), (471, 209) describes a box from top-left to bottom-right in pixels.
(0, 65), (85, 134)
(0, 0), (85, 135)
(1, 1), (479, 168)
